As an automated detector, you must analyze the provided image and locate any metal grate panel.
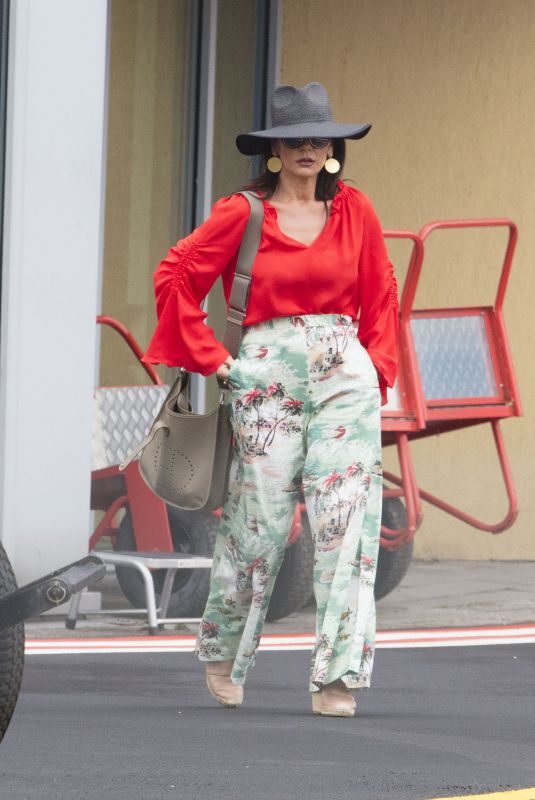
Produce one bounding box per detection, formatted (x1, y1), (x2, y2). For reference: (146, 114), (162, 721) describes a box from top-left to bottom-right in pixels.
(411, 315), (497, 400)
(92, 385), (169, 470)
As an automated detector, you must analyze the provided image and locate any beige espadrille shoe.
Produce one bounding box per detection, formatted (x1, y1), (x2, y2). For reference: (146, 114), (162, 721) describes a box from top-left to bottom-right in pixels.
(311, 680), (357, 717)
(206, 660), (243, 707)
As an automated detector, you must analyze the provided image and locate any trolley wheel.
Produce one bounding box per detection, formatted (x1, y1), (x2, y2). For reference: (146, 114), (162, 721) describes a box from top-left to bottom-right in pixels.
(0, 542), (25, 743)
(114, 507), (218, 617)
(266, 518), (315, 622)
(374, 497), (414, 601)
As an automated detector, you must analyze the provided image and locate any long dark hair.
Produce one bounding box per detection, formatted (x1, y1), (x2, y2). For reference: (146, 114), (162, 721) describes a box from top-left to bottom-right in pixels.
(242, 139), (346, 200)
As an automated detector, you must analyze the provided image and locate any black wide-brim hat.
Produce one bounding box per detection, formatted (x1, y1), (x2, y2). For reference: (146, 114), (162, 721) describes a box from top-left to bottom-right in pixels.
(236, 82), (371, 156)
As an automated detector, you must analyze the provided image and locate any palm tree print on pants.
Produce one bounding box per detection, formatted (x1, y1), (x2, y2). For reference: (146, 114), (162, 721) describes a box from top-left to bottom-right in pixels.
(309, 317), (354, 380)
(234, 383), (304, 459)
(313, 462), (373, 550)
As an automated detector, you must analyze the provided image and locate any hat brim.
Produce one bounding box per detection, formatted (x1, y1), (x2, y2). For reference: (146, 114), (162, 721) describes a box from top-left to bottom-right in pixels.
(236, 122), (371, 155)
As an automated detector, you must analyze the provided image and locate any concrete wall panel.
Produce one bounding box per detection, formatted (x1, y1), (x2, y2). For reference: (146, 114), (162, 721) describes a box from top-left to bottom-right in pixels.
(0, 0), (109, 580)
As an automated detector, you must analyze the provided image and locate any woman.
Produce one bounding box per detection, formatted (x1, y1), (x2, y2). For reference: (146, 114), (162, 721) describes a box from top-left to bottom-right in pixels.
(143, 82), (398, 717)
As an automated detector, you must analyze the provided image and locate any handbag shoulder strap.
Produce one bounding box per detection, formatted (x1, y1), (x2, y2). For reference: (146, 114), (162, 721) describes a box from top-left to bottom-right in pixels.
(223, 190), (264, 359)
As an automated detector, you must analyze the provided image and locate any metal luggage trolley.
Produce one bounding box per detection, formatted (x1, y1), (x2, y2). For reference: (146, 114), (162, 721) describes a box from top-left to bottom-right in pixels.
(67, 316), (213, 635)
(379, 218), (521, 551)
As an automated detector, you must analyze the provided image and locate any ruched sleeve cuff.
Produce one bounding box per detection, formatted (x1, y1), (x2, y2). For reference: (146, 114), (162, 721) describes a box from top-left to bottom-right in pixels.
(141, 282), (230, 375)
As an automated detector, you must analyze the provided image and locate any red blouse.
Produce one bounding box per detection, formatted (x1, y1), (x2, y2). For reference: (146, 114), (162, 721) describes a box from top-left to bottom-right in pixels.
(143, 181), (399, 404)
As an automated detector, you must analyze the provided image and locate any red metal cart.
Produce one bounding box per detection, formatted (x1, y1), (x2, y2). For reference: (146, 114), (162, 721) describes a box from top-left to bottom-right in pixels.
(378, 218), (521, 549)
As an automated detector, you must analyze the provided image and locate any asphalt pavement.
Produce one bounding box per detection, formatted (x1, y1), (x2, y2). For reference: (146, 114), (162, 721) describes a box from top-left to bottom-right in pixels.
(1, 647), (534, 800)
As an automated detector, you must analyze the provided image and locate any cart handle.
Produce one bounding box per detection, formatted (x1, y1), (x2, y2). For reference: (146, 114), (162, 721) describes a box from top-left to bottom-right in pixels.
(382, 230), (425, 322)
(97, 315), (163, 385)
(414, 219), (518, 314)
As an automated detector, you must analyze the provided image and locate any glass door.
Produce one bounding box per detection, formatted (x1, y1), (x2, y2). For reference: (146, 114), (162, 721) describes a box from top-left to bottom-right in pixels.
(99, 0), (194, 387)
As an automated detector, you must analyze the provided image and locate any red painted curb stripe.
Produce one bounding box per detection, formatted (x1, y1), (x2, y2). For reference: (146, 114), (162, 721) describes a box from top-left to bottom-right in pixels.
(25, 624), (535, 655)
(26, 624), (535, 646)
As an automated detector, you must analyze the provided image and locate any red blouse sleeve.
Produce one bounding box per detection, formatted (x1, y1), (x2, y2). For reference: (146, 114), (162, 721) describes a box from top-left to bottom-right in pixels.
(142, 194), (250, 375)
(355, 194), (399, 405)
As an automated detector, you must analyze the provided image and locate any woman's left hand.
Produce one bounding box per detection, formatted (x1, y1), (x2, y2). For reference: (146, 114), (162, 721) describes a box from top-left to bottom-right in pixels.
(216, 357), (235, 384)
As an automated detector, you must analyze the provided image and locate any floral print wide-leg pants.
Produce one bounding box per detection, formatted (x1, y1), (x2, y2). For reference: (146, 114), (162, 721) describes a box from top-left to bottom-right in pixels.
(195, 314), (382, 693)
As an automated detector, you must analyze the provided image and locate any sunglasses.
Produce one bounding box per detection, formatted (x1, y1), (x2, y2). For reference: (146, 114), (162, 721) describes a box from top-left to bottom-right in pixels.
(281, 137), (330, 150)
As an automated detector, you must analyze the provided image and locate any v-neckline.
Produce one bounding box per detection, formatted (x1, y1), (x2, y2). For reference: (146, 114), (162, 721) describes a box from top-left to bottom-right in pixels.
(261, 191), (341, 249)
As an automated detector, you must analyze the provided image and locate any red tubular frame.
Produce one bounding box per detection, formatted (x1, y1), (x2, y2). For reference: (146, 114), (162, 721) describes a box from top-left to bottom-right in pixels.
(396, 219), (521, 537)
(378, 219), (521, 547)
(91, 318), (173, 553)
(415, 419), (518, 533)
(417, 219), (518, 315)
(97, 315), (164, 385)
(89, 494), (129, 550)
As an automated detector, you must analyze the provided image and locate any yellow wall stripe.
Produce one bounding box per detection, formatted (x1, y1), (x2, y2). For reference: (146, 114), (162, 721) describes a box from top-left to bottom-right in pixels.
(430, 790), (535, 800)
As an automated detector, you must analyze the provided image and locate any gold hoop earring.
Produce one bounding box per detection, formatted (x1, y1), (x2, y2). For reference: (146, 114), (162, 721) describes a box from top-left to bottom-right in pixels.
(324, 156), (340, 174)
(267, 155), (283, 173)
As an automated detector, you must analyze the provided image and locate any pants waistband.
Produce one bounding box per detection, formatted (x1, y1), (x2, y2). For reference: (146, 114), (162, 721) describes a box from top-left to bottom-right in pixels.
(245, 314), (354, 333)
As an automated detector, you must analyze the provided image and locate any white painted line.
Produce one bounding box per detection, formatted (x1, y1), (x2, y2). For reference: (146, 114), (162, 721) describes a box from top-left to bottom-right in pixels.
(25, 624), (535, 656)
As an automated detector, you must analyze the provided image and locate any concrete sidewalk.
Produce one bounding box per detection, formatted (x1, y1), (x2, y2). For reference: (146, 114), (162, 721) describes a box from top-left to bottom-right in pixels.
(24, 559), (535, 639)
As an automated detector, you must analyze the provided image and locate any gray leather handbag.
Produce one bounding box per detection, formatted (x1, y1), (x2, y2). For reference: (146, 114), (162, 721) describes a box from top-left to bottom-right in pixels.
(120, 191), (264, 511)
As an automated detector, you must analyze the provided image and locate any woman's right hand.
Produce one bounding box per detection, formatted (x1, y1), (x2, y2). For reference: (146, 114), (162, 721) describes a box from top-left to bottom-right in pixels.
(216, 357), (235, 384)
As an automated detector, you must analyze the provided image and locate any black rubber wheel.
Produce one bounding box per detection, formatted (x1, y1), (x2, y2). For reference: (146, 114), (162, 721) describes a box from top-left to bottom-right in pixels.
(266, 519), (315, 622)
(0, 542), (25, 743)
(114, 507), (218, 617)
(374, 497), (414, 601)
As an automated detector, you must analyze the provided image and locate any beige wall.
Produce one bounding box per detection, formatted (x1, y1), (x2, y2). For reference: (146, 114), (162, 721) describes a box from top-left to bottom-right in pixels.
(281, 0), (535, 558)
